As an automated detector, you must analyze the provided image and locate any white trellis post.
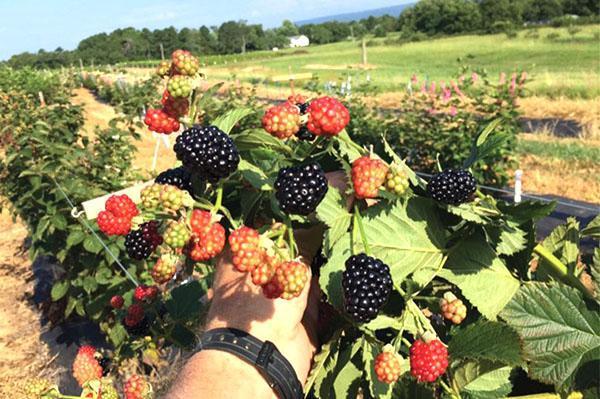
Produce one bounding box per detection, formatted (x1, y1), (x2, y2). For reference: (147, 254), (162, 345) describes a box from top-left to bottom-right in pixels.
(514, 169), (523, 203)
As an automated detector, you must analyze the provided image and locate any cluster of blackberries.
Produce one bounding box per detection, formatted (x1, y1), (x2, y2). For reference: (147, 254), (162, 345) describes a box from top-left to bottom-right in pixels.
(274, 162), (328, 215)
(342, 253), (393, 323)
(155, 166), (193, 193)
(124, 221), (163, 260)
(173, 125), (240, 182)
(427, 168), (476, 205)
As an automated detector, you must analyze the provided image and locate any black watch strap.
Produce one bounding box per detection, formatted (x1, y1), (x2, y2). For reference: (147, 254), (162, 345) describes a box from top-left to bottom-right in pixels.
(196, 328), (303, 399)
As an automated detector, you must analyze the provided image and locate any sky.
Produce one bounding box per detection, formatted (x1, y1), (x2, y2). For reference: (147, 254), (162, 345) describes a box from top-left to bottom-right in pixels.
(0, 0), (413, 60)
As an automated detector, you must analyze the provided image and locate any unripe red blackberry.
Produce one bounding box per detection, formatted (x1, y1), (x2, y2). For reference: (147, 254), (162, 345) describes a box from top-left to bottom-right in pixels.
(274, 162), (328, 215)
(409, 339), (448, 383)
(427, 168), (476, 205)
(274, 260), (309, 299)
(342, 253), (393, 323)
(306, 96), (350, 136)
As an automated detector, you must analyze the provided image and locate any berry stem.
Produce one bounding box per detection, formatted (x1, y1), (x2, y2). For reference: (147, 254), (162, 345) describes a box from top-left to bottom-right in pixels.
(534, 244), (594, 299)
(212, 184), (223, 215)
(439, 379), (460, 399)
(286, 219), (297, 259)
(353, 204), (371, 255)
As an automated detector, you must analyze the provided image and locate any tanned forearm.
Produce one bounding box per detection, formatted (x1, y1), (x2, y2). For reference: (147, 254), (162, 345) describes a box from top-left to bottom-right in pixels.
(166, 349), (277, 399)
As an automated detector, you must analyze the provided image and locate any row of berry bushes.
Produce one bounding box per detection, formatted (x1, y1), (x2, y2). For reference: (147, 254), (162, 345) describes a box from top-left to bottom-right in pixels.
(340, 68), (525, 187)
(0, 67), (142, 340)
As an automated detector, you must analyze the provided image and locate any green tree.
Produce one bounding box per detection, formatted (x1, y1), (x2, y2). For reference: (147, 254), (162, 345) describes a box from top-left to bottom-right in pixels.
(278, 20), (299, 36)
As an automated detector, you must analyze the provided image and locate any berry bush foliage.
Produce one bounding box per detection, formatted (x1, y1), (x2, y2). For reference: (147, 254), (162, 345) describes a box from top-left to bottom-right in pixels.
(342, 67), (525, 187)
(3, 54), (600, 399)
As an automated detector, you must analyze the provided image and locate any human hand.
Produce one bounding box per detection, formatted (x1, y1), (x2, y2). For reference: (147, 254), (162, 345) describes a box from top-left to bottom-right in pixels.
(204, 226), (323, 384)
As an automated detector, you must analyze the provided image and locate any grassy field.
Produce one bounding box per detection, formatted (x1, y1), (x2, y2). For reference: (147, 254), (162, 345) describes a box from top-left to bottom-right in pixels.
(193, 25), (600, 99)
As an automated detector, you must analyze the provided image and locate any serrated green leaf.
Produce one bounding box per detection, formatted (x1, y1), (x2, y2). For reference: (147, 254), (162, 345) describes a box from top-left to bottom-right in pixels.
(212, 108), (254, 134)
(335, 130), (365, 162)
(452, 360), (513, 399)
(362, 198), (447, 286)
(51, 213), (67, 230)
(305, 331), (341, 397)
(446, 203), (492, 224)
(331, 341), (362, 399)
(440, 233), (519, 320)
(592, 248), (600, 301)
(83, 236), (103, 254)
(486, 221), (527, 256)
(500, 282), (600, 389)
(51, 280), (70, 301)
(238, 159), (272, 191)
(313, 336), (342, 398)
(581, 214), (600, 239)
(364, 314), (404, 331)
(449, 320), (522, 366)
(108, 324), (127, 347)
(234, 128), (293, 155)
(83, 276), (98, 294)
(170, 324), (197, 348)
(165, 280), (205, 321)
(319, 235), (352, 310)
(66, 230), (86, 248)
(316, 185), (352, 251)
(400, 300), (435, 335)
(498, 200), (556, 224)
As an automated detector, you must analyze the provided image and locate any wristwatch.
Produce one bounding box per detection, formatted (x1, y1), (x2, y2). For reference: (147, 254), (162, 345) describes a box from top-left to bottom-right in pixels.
(196, 328), (304, 399)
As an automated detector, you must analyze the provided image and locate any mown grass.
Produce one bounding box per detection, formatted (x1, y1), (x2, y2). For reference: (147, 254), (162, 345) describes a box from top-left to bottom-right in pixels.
(198, 25), (600, 99)
(516, 136), (600, 163)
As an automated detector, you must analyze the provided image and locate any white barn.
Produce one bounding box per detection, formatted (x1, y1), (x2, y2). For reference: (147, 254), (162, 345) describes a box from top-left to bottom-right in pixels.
(289, 35), (310, 48)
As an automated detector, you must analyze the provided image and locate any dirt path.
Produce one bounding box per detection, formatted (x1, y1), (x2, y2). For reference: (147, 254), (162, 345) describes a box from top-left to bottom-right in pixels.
(0, 211), (57, 396)
(71, 87), (177, 172)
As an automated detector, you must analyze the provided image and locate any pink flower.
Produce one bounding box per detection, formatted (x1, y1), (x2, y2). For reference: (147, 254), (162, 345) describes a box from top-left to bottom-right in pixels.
(420, 83), (427, 93)
(449, 106), (457, 116)
(411, 74), (418, 84)
(450, 80), (464, 99)
(509, 73), (517, 96)
(427, 108), (437, 115)
(499, 72), (506, 85)
(471, 72), (479, 83)
(442, 87), (452, 103)
(429, 81), (437, 95)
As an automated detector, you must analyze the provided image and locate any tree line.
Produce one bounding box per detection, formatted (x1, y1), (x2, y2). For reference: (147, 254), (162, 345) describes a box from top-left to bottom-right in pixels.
(5, 0), (598, 68)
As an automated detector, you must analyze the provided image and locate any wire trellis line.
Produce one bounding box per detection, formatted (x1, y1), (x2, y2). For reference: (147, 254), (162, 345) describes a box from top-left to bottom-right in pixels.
(51, 177), (139, 287)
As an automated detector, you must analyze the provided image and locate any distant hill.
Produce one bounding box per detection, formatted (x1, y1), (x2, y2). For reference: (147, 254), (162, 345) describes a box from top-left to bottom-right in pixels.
(295, 3), (415, 25)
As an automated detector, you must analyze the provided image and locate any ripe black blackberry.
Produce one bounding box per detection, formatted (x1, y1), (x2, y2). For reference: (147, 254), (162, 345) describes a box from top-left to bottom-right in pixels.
(427, 168), (477, 205)
(296, 102), (310, 115)
(296, 126), (316, 141)
(173, 125), (240, 182)
(342, 253), (392, 323)
(155, 166), (193, 193)
(274, 162), (328, 215)
(125, 221), (162, 260)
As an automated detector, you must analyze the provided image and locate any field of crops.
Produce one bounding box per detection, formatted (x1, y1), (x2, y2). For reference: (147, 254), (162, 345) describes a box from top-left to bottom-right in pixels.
(1, 21), (599, 399)
(170, 25), (600, 99)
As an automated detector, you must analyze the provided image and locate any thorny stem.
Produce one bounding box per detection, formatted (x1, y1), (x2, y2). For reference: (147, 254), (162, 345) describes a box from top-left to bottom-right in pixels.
(353, 204), (371, 255)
